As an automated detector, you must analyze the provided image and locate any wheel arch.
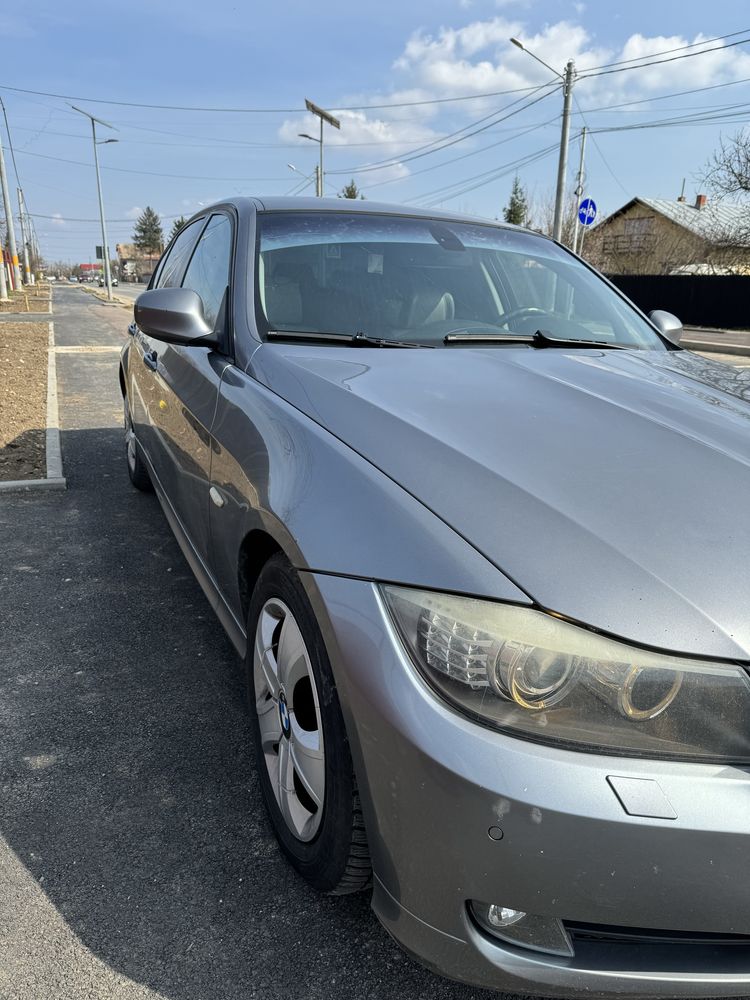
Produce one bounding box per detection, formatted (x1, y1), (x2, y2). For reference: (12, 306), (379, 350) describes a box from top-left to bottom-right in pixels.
(237, 528), (284, 623)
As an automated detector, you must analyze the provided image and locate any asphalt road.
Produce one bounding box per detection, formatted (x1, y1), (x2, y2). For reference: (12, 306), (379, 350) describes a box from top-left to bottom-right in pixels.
(111, 283), (143, 303)
(0, 287), (496, 1000)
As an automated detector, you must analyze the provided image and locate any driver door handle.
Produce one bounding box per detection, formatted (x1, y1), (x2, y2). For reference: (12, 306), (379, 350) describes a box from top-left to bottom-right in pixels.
(143, 349), (158, 371)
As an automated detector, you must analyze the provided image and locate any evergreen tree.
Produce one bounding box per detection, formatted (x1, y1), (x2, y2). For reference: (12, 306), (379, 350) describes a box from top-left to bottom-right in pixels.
(502, 176), (529, 226)
(169, 216), (189, 242)
(133, 207), (164, 256)
(338, 179), (364, 199)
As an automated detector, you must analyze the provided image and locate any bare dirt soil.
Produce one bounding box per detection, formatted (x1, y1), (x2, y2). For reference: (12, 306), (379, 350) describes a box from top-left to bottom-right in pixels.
(0, 284), (51, 314)
(0, 322), (48, 480)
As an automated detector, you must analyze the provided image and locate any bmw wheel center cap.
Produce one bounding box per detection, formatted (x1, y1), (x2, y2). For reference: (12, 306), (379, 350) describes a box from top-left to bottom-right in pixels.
(279, 691), (291, 738)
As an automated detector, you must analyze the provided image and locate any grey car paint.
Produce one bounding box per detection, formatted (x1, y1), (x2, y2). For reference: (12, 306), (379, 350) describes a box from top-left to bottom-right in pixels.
(121, 196), (750, 998)
(251, 341), (750, 659)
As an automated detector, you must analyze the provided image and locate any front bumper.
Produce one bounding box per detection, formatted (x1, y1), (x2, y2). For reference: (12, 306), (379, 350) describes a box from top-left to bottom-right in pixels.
(308, 573), (750, 998)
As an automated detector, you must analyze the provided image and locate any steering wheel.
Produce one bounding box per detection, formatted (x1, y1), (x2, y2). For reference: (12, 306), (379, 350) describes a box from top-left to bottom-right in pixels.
(499, 307), (549, 328)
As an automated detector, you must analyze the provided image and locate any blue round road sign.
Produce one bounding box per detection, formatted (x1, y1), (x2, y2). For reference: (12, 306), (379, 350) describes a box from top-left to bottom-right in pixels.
(578, 198), (597, 226)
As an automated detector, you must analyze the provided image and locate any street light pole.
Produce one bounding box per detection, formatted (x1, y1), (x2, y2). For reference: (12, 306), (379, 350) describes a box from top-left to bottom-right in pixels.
(300, 99), (341, 197)
(71, 105), (117, 301)
(510, 39), (576, 244)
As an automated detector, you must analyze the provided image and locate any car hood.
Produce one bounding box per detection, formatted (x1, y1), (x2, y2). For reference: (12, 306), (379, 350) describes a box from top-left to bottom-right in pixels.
(253, 345), (750, 659)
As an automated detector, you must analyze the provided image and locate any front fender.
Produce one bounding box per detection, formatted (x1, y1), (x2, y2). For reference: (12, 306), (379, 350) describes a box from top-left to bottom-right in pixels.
(208, 365), (530, 632)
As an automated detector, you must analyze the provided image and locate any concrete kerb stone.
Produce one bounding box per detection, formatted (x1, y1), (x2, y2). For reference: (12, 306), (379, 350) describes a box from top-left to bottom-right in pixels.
(0, 305), (66, 494)
(79, 284), (132, 309)
(682, 339), (750, 358)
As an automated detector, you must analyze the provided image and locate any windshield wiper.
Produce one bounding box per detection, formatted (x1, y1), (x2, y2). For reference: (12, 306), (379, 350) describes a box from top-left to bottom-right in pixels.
(444, 329), (629, 349)
(267, 330), (430, 348)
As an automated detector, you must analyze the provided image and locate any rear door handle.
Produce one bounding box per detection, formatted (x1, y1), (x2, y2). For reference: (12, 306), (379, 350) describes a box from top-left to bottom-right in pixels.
(143, 349), (158, 371)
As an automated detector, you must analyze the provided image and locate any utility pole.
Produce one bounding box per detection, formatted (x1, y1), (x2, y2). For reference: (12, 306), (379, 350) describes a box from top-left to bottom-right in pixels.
(0, 130), (22, 289)
(510, 39), (576, 244)
(553, 60), (576, 244)
(572, 127), (587, 255)
(71, 105), (117, 301)
(299, 99), (341, 197)
(0, 245), (7, 301)
(17, 188), (31, 284)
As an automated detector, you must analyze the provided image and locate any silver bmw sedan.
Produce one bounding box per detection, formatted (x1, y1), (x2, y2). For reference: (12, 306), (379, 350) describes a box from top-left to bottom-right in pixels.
(120, 197), (750, 998)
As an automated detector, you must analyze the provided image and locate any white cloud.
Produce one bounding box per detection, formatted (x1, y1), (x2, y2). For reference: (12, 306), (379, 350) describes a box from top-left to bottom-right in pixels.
(125, 206), (143, 220)
(50, 213), (65, 227)
(396, 19), (750, 99)
(278, 108), (441, 187)
(276, 17), (750, 195)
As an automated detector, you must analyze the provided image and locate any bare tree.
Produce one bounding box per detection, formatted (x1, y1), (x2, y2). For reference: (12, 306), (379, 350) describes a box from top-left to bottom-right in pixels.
(527, 193), (579, 250)
(704, 130), (750, 198)
(701, 131), (750, 265)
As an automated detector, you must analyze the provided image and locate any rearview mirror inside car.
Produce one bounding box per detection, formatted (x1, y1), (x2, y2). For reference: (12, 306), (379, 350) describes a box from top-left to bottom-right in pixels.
(648, 310), (683, 346)
(134, 288), (219, 347)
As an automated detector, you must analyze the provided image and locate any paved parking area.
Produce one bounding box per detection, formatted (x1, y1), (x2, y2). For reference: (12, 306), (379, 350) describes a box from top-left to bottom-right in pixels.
(0, 287), (496, 999)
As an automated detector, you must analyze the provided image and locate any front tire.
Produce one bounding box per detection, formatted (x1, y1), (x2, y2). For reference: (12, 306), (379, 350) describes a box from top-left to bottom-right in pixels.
(246, 554), (371, 894)
(123, 395), (153, 492)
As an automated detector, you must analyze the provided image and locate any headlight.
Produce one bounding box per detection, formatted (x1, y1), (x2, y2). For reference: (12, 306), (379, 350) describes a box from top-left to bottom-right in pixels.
(382, 586), (750, 761)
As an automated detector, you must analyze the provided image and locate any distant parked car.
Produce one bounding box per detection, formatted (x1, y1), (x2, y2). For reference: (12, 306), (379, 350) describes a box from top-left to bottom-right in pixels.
(120, 196), (750, 1000)
(98, 276), (119, 287)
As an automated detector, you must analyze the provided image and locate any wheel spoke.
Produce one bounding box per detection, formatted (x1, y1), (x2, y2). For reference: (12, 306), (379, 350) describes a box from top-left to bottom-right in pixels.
(254, 631), (280, 699)
(289, 735), (325, 810)
(256, 697), (282, 752)
(276, 739), (298, 832)
(276, 613), (308, 691)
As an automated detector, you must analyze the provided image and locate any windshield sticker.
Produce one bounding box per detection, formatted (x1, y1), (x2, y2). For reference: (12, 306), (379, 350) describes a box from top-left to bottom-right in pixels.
(368, 253), (384, 274)
(326, 244), (341, 258)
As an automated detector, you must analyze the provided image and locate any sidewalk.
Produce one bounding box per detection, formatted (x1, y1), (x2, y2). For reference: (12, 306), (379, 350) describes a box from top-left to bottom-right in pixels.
(683, 326), (750, 357)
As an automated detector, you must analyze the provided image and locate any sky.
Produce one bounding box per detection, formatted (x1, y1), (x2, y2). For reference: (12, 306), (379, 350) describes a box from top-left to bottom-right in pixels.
(3, 0), (750, 263)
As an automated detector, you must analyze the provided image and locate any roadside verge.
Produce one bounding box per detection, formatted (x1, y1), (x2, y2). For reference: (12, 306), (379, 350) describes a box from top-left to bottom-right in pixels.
(0, 319), (66, 493)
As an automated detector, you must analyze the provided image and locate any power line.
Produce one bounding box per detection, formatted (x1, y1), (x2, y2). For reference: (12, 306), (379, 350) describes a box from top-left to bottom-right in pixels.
(572, 94), (629, 199)
(580, 36), (750, 80)
(409, 141), (559, 206)
(328, 85), (558, 176)
(0, 79), (560, 115)
(581, 28), (750, 73)
(28, 211), (185, 222)
(365, 116), (559, 191)
(14, 148), (290, 182)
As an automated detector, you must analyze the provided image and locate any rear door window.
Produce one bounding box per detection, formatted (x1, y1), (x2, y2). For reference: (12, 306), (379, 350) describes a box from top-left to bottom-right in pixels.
(155, 218), (205, 289)
(181, 214), (233, 331)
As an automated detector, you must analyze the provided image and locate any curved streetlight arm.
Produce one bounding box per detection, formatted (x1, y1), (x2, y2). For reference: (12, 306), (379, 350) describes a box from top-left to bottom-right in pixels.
(510, 37), (563, 79)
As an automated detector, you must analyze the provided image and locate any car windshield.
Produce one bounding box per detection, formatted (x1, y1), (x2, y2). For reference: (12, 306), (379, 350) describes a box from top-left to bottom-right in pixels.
(256, 211), (666, 350)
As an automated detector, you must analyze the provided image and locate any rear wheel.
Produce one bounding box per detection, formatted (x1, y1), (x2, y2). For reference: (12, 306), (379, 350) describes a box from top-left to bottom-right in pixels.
(123, 395), (153, 492)
(247, 554), (371, 894)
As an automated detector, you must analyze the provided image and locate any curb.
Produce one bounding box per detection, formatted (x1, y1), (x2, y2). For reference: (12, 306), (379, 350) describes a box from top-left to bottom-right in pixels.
(80, 285), (132, 309)
(682, 340), (750, 357)
(0, 312), (66, 494)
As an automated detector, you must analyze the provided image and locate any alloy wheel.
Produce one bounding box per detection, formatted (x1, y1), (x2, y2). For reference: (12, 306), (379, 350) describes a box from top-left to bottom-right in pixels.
(253, 598), (325, 842)
(124, 399), (136, 473)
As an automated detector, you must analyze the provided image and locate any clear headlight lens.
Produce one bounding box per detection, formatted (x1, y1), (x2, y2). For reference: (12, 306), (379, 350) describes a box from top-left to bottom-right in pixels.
(382, 586), (750, 760)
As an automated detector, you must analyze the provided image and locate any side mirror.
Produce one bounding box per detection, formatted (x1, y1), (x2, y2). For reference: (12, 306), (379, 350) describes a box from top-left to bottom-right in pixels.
(648, 309), (683, 346)
(134, 287), (219, 347)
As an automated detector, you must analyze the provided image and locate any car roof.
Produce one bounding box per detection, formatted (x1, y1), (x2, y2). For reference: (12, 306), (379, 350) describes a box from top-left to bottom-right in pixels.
(198, 195), (549, 241)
